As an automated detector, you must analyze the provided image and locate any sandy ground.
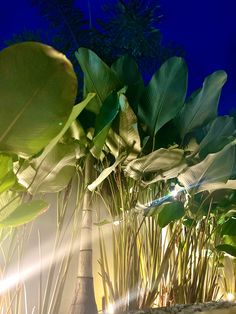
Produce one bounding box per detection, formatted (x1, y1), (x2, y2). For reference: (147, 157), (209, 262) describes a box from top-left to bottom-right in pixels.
(125, 301), (236, 314)
(197, 308), (236, 314)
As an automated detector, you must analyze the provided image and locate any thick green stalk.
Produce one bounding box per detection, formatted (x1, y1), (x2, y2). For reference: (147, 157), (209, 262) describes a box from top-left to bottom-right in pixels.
(70, 153), (98, 314)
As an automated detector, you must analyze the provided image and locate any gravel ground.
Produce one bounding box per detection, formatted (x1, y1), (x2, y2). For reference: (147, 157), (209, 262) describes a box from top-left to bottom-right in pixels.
(124, 301), (236, 314)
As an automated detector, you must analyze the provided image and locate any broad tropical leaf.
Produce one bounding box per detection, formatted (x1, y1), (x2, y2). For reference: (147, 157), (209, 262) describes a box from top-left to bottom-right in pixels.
(198, 180), (236, 193)
(157, 201), (185, 228)
(75, 48), (121, 114)
(117, 94), (141, 154)
(177, 70), (227, 138)
(138, 57), (188, 137)
(0, 199), (49, 227)
(91, 92), (120, 159)
(125, 147), (184, 180)
(221, 215), (236, 236)
(106, 94), (141, 158)
(0, 154), (15, 194)
(178, 140), (236, 192)
(36, 93), (95, 163)
(17, 142), (76, 194)
(198, 116), (235, 159)
(88, 152), (126, 191)
(216, 244), (236, 257)
(141, 162), (187, 186)
(0, 42), (77, 158)
(0, 191), (21, 221)
(111, 55), (144, 113)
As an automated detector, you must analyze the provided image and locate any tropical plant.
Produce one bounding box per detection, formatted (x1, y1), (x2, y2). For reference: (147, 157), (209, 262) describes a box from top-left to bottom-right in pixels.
(0, 41), (92, 313)
(1, 40), (236, 314)
(0, 41), (79, 224)
(85, 48), (236, 312)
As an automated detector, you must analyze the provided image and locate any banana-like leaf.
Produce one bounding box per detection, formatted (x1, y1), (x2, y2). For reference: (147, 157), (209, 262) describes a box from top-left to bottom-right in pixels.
(117, 94), (141, 154)
(221, 217), (236, 236)
(105, 129), (125, 159)
(90, 92), (120, 159)
(198, 180), (236, 193)
(0, 154), (16, 194)
(0, 42), (77, 158)
(106, 94), (141, 159)
(0, 191), (21, 221)
(125, 147), (185, 180)
(216, 244), (236, 257)
(177, 70), (227, 139)
(16, 94), (94, 194)
(88, 153), (126, 191)
(0, 199), (49, 227)
(141, 162), (187, 186)
(138, 57), (188, 137)
(17, 142), (76, 194)
(111, 55), (144, 113)
(37, 93), (95, 163)
(178, 140), (236, 193)
(199, 116), (235, 159)
(75, 48), (121, 114)
(157, 201), (185, 228)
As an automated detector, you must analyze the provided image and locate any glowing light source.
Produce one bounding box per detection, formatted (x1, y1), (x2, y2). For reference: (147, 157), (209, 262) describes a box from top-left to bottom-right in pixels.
(227, 293), (235, 301)
(170, 184), (184, 198)
(170, 189), (178, 198)
(107, 303), (115, 314)
(113, 220), (120, 226)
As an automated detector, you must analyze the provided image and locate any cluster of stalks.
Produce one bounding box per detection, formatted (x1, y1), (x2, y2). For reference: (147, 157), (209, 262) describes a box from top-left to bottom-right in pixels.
(97, 166), (226, 313)
(0, 175), (83, 314)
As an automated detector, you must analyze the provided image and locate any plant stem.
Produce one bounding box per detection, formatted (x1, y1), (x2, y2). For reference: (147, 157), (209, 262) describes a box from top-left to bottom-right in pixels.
(70, 153), (98, 314)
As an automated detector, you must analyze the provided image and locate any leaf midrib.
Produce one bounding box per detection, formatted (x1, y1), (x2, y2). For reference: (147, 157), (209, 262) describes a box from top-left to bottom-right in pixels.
(0, 72), (57, 144)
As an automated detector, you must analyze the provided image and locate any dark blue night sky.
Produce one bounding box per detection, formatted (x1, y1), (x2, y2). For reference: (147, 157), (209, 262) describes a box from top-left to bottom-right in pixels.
(1, 0), (236, 115)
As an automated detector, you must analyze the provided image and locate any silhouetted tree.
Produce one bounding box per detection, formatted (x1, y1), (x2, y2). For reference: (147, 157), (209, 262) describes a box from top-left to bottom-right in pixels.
(6, 0), (185, 85)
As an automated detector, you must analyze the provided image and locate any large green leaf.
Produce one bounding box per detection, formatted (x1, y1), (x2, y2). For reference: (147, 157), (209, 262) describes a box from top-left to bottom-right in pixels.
(36, 93), (95, 163)
(75, 48), (121, 114)
(106, 94), (141, 158)
(177, 71), (227, 138)
(117, 94), (141, 154)
(125, 147), (184, 181)
(111, 55), (144, 113)
(178, 140), (236, 192)
(88, 152), (126, 191)
(141, 162), (187, 186)
(221, 217), (236, 236)
(198, 116), (235, 159)
(90, 92), (120, 159)
(216, 244), (236, 257)
(0, 191), (21, 221)
(158, 201), (185, 228)
(18, 142), (76, 194)
(0, 154), (15, 194)
(0, 199), (49, 227)
(15, 94), (94, 194)
(138, 57), (188, 137)
(198, 180), (236, 192)
(0, 42), (77, 158)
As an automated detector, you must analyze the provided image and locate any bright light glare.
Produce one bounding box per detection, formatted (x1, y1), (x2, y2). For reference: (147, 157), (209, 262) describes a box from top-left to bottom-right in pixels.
(227, 293), (235, 301)
(0, 222), (114, 296)
(113, 220), (120, 226)
(170, 189), (178, 198)
(170, 184), (184, 198)
(107, 303), (114, 314)
(0, 273), (21, 294)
